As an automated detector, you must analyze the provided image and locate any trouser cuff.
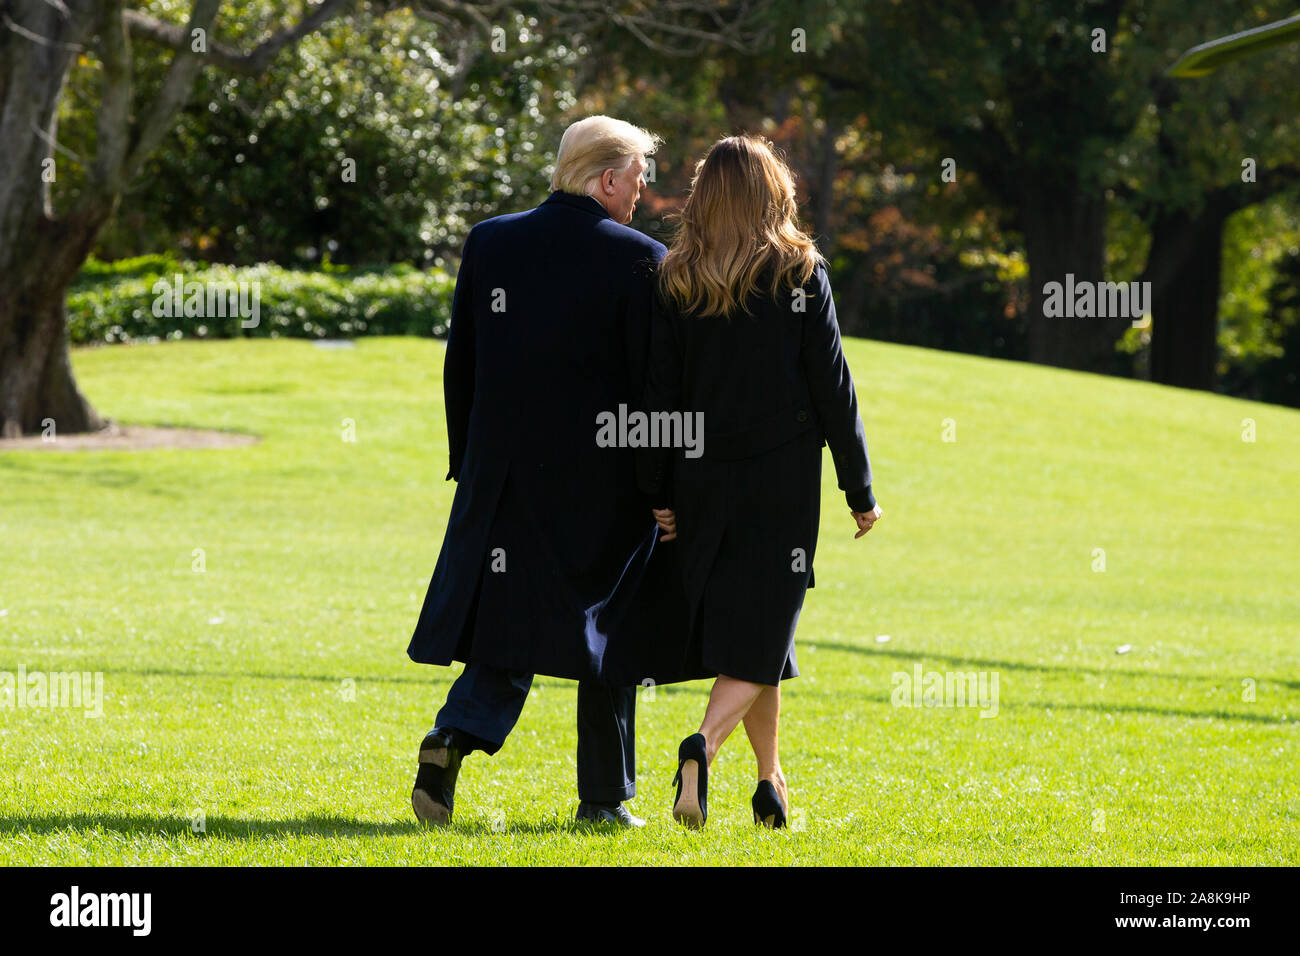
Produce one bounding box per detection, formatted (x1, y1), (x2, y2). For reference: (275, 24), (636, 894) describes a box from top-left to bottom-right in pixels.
(578, 781), (636, 804)
(431, 723), (502, 757)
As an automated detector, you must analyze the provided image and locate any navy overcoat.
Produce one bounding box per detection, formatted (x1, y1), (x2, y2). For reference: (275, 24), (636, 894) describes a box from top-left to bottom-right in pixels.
(407, 190), (693, 683)
(635, 261), (875, 685)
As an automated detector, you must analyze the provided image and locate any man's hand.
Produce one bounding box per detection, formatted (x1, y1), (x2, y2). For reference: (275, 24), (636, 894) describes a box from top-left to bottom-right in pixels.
(852, 503), (883, 539)
(652, 507), (677, 542)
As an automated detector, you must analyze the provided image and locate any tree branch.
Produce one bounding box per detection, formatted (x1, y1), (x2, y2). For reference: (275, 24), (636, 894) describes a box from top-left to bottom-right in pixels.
(123, 0), (354, 76)
(93, 0), (134, 195)
(528, 0), (773, 58)
(1, 11), (84, 51)
(121, 0), (222, 181)
(119, 0), (353, 183)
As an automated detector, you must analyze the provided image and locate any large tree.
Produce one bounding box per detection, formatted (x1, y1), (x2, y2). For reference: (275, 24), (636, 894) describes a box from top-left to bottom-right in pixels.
(795, 0), (1300, 383)
(1126, 8), (1300, 391)
(0, 0), (351, 437)
(0, 0), (772, 437)
(804, 0), (1147, 374)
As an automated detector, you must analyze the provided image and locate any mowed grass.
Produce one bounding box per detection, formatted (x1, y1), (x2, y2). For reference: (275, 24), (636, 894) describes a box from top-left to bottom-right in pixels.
(0, 335), (1296, 866)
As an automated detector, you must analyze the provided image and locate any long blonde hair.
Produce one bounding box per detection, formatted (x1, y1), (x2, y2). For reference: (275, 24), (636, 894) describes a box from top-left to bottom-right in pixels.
(659, 135), (822, 317)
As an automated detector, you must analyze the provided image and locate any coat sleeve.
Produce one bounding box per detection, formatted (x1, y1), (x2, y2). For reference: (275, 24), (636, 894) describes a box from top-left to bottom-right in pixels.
(443, 226), (478, 482)
(800, 262), (876, 512)
(636, 287), (684, 508)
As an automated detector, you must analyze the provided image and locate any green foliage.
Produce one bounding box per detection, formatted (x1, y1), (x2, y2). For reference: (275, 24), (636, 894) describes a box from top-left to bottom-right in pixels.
(71, 2), (581, 267)
(1219, 203), (1300, 366)
(67, 257), (454, 345)
(42, 0), (1300, 398)
(1221, 224), (1300, 406)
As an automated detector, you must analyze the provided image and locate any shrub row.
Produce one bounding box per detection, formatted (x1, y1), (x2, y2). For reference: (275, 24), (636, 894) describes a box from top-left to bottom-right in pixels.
(68, 256), (456, 345)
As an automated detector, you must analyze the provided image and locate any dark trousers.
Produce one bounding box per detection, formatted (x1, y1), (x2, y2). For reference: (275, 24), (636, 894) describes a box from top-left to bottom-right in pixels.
(433, 662), (636, 803)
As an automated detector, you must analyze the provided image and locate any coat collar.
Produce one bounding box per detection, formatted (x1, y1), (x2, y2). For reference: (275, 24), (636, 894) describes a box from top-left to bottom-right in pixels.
(542, 189), (612, 221)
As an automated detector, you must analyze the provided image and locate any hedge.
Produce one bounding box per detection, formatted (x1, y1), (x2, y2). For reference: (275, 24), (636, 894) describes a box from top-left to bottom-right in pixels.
(67, 256), (456, 345)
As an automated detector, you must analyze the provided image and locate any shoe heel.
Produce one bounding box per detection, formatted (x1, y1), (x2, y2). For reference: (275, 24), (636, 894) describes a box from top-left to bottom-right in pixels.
(751, 780), (787, 829)
(673, 759), (703, 828)
(671, 733), (709, 829)
(412, 787), (451, 826)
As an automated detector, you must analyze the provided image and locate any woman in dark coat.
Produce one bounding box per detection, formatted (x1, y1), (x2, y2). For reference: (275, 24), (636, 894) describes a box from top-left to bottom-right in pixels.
(638, 135), (883, 829)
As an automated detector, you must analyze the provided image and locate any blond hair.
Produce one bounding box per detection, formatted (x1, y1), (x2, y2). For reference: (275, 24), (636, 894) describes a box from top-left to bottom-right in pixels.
(659, 135), (822, 318)
(550, 115), (662, 195)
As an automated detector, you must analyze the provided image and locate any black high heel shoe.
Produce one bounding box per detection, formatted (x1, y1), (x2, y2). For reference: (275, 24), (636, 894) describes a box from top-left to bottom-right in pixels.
(672, 733), (708, 828)
(751, 780), (787, 828)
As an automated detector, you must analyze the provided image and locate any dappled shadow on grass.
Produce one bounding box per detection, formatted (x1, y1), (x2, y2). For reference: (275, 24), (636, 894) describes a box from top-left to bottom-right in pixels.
(27, 468), (141, 488)
(805, 640), (1300, 692)
(200, 383), (297, 396)
(0, 812), (416, 840)
(120, 667), (712, 695)
(1053, 699), (1296, 724)
(0, 812), (617, 840)
(794, 688), (1297, 725)
(104, 662), (1296, 723)
(129, 666), (433, 686)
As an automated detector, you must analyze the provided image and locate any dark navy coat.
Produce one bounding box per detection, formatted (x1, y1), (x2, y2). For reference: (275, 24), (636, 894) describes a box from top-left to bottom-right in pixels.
(407, 190), (692, 683)
(635, 260), (875, 685)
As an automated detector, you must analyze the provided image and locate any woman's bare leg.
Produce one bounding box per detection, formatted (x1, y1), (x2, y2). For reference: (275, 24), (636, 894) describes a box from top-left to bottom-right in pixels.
(742, 684), (786, 813)
(698, 675), (764, 763)
(672, 675), (763, 826)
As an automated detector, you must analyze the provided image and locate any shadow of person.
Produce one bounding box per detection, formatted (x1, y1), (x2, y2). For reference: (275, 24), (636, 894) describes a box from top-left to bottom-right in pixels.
(0, 811), (626, 840)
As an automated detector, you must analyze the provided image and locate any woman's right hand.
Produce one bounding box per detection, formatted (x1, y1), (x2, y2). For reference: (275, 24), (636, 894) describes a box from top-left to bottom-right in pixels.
(852, 504), (882, 539)
(652, 507), (678, 542)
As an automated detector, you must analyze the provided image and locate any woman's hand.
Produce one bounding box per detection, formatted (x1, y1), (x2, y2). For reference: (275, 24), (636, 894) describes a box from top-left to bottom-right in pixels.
(652, 507), (677, 542)
(851, 504), (882, 539)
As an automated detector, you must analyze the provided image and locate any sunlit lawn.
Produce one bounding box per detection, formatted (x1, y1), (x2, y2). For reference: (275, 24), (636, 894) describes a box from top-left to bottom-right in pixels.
(0, 335), (1296, 864)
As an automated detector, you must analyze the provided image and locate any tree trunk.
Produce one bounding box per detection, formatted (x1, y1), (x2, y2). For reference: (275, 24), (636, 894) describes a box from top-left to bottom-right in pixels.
(1021, 186), (1130, 373)
(0, 0), (103, 437)
(0, 296), (103, 438)
(0, 209), (115, 437)
(1143, 206), (1230, 392)
(0, 307), (104, 439)
(809, 119), (838, 258)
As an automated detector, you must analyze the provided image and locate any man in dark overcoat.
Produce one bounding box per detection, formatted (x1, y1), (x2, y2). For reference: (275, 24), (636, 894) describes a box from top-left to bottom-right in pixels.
(407, 116), (681, 827)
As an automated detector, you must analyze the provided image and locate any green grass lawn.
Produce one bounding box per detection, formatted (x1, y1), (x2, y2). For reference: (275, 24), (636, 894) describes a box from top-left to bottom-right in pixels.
(1, 335), (1296, 865)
